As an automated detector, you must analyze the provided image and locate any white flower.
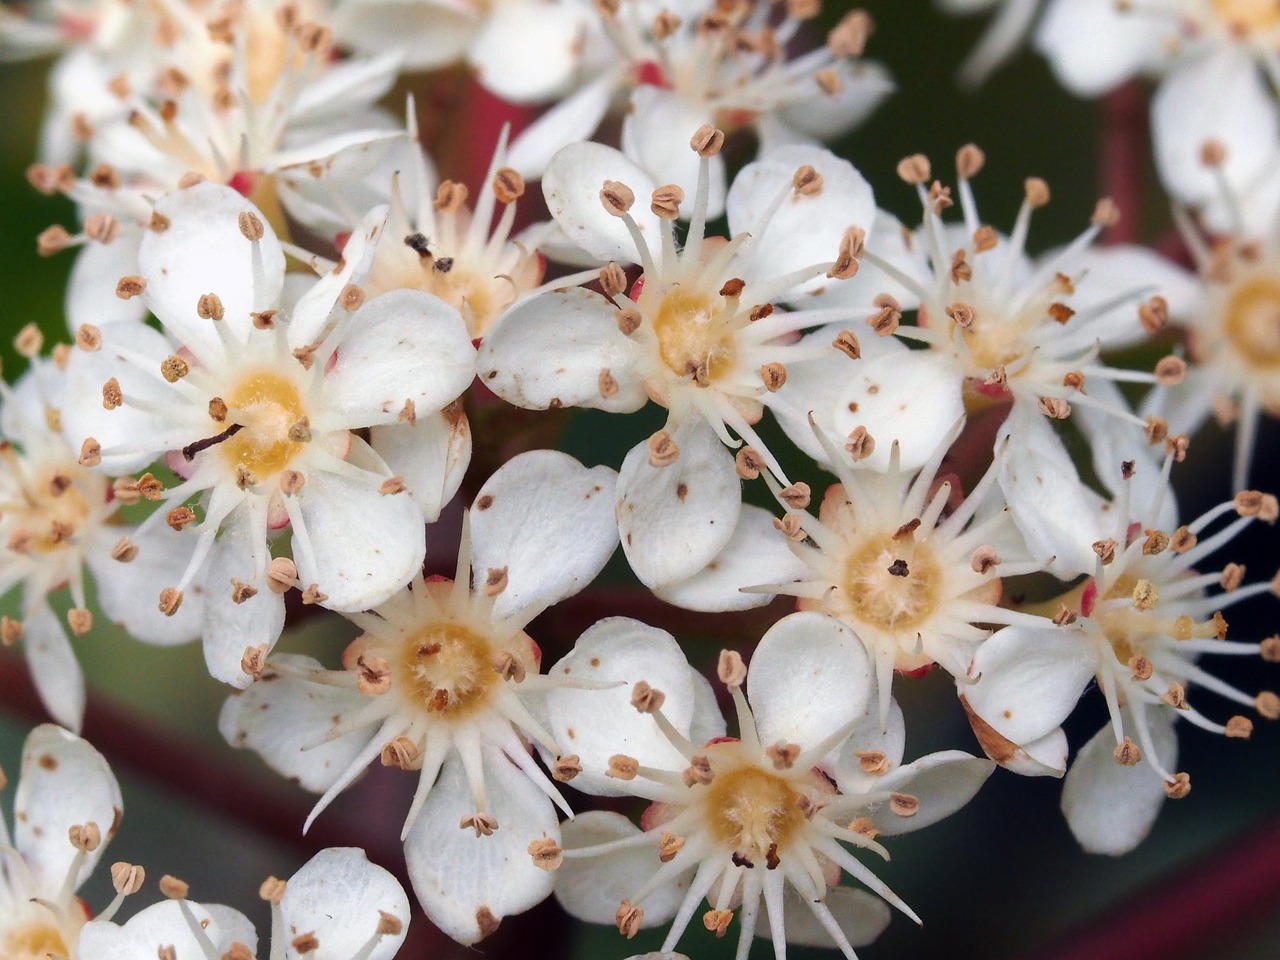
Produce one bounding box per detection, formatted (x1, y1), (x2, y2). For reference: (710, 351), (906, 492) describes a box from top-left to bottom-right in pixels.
(78, 847), (410, 960)
(219, 451), (619, 944)
(479, 138), (880, 597)
(330, 0), (483, 70)
(1, 725), (123, 960)
(963, 466), (1280, 852)
(61, 183), (476, 683)
(543, 614), (992, 960)
(1, 357), (202, 730)
(936, 0), (1042, 88)
(748, 422), (1045, 728)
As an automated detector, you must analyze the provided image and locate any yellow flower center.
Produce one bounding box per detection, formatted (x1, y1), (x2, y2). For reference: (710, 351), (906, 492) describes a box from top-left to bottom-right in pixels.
(398, 622), (504, 719)
(1211, 0), (1280, 31)
(650, 288), (737, 383)
(703, 762), (806, 860)
(1221, 274), (1280, 368)
(7, 468), (96, 556)
(220, 371), (307, 479)
(840, 535), (942, 634)
(3, 921), (72, 960)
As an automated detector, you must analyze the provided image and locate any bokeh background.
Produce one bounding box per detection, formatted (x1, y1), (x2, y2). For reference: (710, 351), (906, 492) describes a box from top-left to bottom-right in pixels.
(2, 1), (1280, 957)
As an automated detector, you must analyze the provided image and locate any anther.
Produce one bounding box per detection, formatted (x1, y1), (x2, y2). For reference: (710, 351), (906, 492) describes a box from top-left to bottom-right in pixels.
(616, 308), (641, 335)
(828, 10), (873, 56)
(956, 144), (985, 179)
(1154, 355), (1186, 385)
(1128, 655), (1153, 681)
(259, 877), (287, 903)
(1131, 579), (1158, 611)
(1163, 682), (1188, 709)
(792, 165), (823, 195)
(683, 754), (714, 786)
(1024, 178), (1050, 208)
(690, 125), (725, 157)
(483, 566), (509, 596)
(69, 821), (101, 852)
(946, 302), (975, 328)
(158, 587), (183, 616)
(302, 583), (328, 605)
(380, 737), (421, 771)
(1091, 198), (1121, 226)
(896, 154), (930, 185)
(832, 329), (861, 358)
(828, 226), (863, 279)
(849, 817), (879, 838)
(102, 378), (122, 409)
(1225, 716), (1253, 739)
(1142, 529), (1170, 555)
(607, 755), (639, 780)
(1113, 737), (1141, 765)
(856, 750), (890, 775)
(79, 438), (102, 467)
(971, 546), (1001, 574)
(845, 425), (875, 461)
(166, 506), (196, 531)
(659, 831), (685, 863)
(493, 167), (525, 204)
(1220, 563), (1246, 591)
(1138, 296), (1169, 335)
(267, 557), (297, 593)
(241, 645), (267, 680)
(0, 617), (19, 647)
(378, 476), (406, 495)
(735, 446), (764, 479)
(760, 361), (787, 391)
(889, 793), (920, 817)
(703, 909), (733, 938)
(869, 294), (901, 335)
(1038, 397), (1072, 421)
(650, 184), (684, 219)
(376, 912), (402, 937)
(159, 875), (189, 899)
(630, 680), (665, 713)
(14, 323), (43, 357)
(291, 934), (320, 955)
(1256, 692), (1280, 720)
(356, 656), (391, 695)
(528, 837), (562, 871)
(552, 755), (582, 782)
(237, 212), (265, 241)
(647, 430), (679, 467)
(459, 813), (498, 836)
(230, 580), (257, 604)
(779, 482), (811, 509)
(111, 861), (146, 895)
(766, 742), (801, 769)
(600, 180), (635, 217)
(717, 649), (747, 689)
(434, 181), (469, 213)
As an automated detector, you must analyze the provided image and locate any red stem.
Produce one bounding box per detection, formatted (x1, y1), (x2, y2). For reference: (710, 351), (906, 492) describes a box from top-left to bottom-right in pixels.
(1100, 80), (1149, 246)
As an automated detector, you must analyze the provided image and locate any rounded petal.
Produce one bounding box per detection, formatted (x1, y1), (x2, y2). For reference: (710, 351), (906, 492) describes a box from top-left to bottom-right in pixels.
(542, 142), (663, 264)
(78, 901), (255, 960)
(778, 59), (895, 142)
(621, 87), (723, 220)
(829, 697), (907, 793)
(544, 618), (698, 795)
(281, 848), (410, 960)
(760, 884), (890, 950)
(14, 724), (122, 899)
(66, 231), (146, 330)
(333, 0), (475, 70)
(964, 625), (1096, 745)
(139, 183), (285, 359)
(617, 417), (741, 590)
(506, 73), (617, 179)
(1034, 0), (1162, 96)
(555, 810), (688, 926)
(858, 751), (994, 836)
(323, 290), (475, 429)
(1062, 710), (1176, 855)
(369, 409), (471, 523)
(21, 602), (85, 733)
(218, 655), (379, 793)
(468, 0), (588, 102)
(469, 450), (618, 619)
(477, 287), (647, 413)
(653, 504), (807, 612)
(747, 611), (874, 752)
(1063, 244), (1200, 347)
(87, 526), (204, 647)
(404, 752), (558, 945)
(292, 465), (425, 612)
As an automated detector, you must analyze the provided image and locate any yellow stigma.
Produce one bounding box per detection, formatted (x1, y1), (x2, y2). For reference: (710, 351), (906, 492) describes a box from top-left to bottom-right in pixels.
(702, 762), (806, 861)
(398, 622), (504, 719)
(1211, 0), (1280, 31)
(220, 371), (307, 479)
(1220, 274), (1280, 369)
(839, 535), (942, 634)
(650, 288), (737, 384)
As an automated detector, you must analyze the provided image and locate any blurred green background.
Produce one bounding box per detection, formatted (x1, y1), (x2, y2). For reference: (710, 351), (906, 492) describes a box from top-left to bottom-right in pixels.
(2, 1), (1280, 958)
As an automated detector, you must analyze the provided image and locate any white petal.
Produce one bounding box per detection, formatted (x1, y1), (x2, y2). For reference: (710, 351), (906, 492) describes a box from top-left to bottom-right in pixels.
(555, 810), (687, 926)
(544, 618), (698, 795)
(830, 350), (964, 473)
(506, 73), (617, 179)
(288, 205), (388, 348)
(293, 465), (425, 612)
(469, 450), (618, 619)
(477, 287), (647, 412)
(617, 417), (741, 590)
(621, 87), (724, 220)
(404, 752), (558, 944)
(218, 655), (379, 793)
(964, 625), (1096, 745)
(87, 526), (204, 646)
(747, 611), (874, 752)
(654, 505), (807, 612)
(79, 901), (255, 960)
(829, 698), (907, 792)
(726, 145), (876, 299)
(1061, 710), (1176, 855)
(289, 53), (402, 126)
(542, 142), (663, 264)
(814, 209), (931, 310)
(139, 183), (285, 358)
(1152, 50), (1279, 206)
(777, 60), (895, 142)
(65, 231), (146, 330)
(369, 409), (471, 523)
(281, 848), (410, 960)
(324, 289), (475, 428)
(15, 724), (122, 899)
(760, 884), (890, 950)
(1034, 0), (1162, 96)
(468, 0), (588, 102)
(1064, 244), (1200, 347)
(200, 506), (285, 687)
(858, 751), (994, 836)
(21, 602), (85, 733)
(332, 0), (475, 70)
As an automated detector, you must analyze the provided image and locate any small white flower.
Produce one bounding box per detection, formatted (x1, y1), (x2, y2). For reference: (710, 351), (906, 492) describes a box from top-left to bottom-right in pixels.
(219, 451), (619, 944)
(544, 614), (992, 960)
(0, 725), (124, 960)
(61, 183), (476, 682)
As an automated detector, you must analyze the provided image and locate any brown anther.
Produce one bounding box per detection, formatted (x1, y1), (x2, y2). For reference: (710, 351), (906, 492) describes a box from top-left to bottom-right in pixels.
(259, 877), (287, 904)
(1235, 490), (1270, 518)
(717, 649), (747, 690)
(149, 211), (171, 232)
(650, 184), (685, 219)
(111, 536), (139, 563)
(616, 900), (644, 939)
(868, 293), (902, 335)
(889, 792), (919, 817)
(111, 861), (146, 895)
(68, 821), (101, 852)
(703, 909), (733, 938)
(659, 831), (685, 863)
(337, 283), (364, 312)
(950, 250), (973, 284)
(115, 275), (146, 299)
(683, 754), (715, 787)
(159, 875), (189, 900)
(1138, 416), (1168, 447)
(1262, 636), (1280, 662)
(765, 742), (801, 770)
(778, 483), (811, 510)
(690, 124), (725, 157)
(1047, 302), (1075, 325)
(1213, 610), (1229, 640)
(600, 180), (636, 217)
(552, 755), (582, 782)
(36, 224), (71, 257)
(14, 323), (43, 357)
(1200, 139), (1227, 167)
(616, 308), (642, 335)
(279, 470), (305, 496)
(760, 361), (788, 392)
(89, 163), (120, 189)
(290, 933), (320, 955)
(814, 67), (844, 95)
(492, 167), (525, 204)
(85, 213), (120, 244)
(597, 369), (620, 400)
(227, 578), (257, 605)
(1128, 655), (1154, 681)
(630, 680), (665, 714)
(483, 566), (509, 597)
(970, 545), (1001, 574)
(827, 9), (872, 55)
(599, 262), (627, 298)
(719, 278), (746, 299)
(607, 754), (639, 780)
(356, 655), (392, 696)
(956, 143), (986, 179)
(832, 328), (861, 358)
(159, 947), (177, 960)
(302, 583), (328, 605)
(972, 225), (998, 253)
(1024, 177), (1050, 208)
(527, 837), (562, 871)
(380, 736), (421, 771)
(647, 430), (679, 467)
(0, 617), (20, 647)
(240, 642), (269, 679)
(197, 293), (225, 321)
(1131, 579), (1158, 611)
(1254, 690), (1280, 720)
(1091, 197), (1121, 227)
(774, 512), (807, 541)
(848, 816), (879, 838)
(158, 587), (183, 617)
(828, 226), (864, 280)
(157, 353), (190, 383)
(234, 465), (259, 490)
(787, 0), (821, 18)
(856, 750), (890, 775)
(1142, 529), (1170, 556)
(493, 650), (527, 682)
(1219, 562), (1246, 592)
(1113, 737), (1141, 765)
(946, 302), (975, 328)
(1226, 715), (1254, 739)
(378, 476), (406, 496)
(101, 377), (123, 410)
(166, 506), (196, 531)
(432, 181), (469, 214)
(1062, 371), (1086, 391)
(222, 942), (254, 960)
(1138, 296), (1169, 335)
(845, 425), (875, 461)
(652, 9), (682, 38)
(735, 446), (764, 479)
(792, 165), (823, 195)
(376, 912), (402, 938)
(1038, 397), (1072, 420)
(77, 437), (102, 468)
(1053, 604), (1078, 626)
(237, 211), (265, 241)
(749, 303), (774, 323)
(1154, 355), (1186, 386)
(897, 154), (931, 185)
(296, 20), (333, 53)
(398, 399), (417, 425)
(251, 309), (278, 330)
